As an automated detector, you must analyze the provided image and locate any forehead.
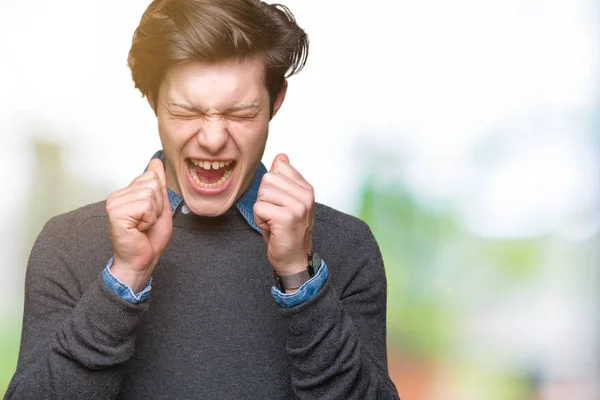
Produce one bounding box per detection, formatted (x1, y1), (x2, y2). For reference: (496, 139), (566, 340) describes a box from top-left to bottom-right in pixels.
(161, 57), (266, 107)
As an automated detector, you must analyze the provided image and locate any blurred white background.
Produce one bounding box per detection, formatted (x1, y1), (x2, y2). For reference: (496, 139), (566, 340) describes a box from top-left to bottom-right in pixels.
(1, 0), (598, 398)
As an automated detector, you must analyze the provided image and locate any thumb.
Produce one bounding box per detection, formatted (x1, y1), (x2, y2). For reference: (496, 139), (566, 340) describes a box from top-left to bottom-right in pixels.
(270, 153), (289, 174)
(253, 205), (271, 244)
(160, 182), (171, 216)
(147, 158), (170, 217)
(147, 158), (167, 188)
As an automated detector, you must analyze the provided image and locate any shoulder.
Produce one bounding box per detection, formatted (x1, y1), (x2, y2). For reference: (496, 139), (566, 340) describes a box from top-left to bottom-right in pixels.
(314, 202), (376, 247)
(25, 201), (112, 307)
(313, 203), (386, 295)
(27, 201), (111, 290)
(37, 201), (109, 257)
(43, 201), (108, 236)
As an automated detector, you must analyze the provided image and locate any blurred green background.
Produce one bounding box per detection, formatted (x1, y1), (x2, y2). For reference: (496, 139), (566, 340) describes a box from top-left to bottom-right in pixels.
(1, 0), (599, 398)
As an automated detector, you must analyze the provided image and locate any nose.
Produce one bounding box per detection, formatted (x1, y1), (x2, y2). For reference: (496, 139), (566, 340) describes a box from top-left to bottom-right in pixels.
(196, 117), (229, 154)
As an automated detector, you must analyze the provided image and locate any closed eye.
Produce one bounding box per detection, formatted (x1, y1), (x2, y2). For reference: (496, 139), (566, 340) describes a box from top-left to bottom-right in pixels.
(169, 112), (201, 120)
(228, 112), (258, 120)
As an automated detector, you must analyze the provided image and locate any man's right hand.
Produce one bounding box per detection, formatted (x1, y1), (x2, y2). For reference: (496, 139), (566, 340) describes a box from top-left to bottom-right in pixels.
(105, 158), (173, 292)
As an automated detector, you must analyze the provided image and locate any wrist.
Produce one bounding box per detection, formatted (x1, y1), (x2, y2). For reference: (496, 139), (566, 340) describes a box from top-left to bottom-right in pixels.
(278, 265), (307, 295)
(273, 262), (307, 277)
(110, 259), (153, 293)
(273, 251), (320, 293)
(271, 252), (308, 276)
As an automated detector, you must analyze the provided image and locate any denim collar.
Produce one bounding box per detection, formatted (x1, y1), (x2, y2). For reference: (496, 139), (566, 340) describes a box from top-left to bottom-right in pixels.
(149, 150), (265, 234)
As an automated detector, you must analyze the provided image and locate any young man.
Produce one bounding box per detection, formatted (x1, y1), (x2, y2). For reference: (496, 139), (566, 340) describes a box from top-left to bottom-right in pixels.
(6, 1), (400, 399)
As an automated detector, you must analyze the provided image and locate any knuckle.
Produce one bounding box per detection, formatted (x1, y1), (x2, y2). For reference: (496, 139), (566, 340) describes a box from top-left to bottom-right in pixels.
(256, 186), (270, 201)
(301, 201), (309, 213)
(253, 201), (264, 212)
(142, 187), (155, 200)
(282, 209), (295, 223)
(138, 170), (158, 184)
(303, 193), (314, 208)
(106, 190), (118, 203)
(105, 196), (118, 212)
(294, 202), (308, 218)
(262, 172), (275, 185)
(147, 177), (162, 191)
(142, 201), (155, 215)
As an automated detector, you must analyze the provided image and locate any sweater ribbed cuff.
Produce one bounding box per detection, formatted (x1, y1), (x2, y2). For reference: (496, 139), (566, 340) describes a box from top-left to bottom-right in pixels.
(278, 279), (341, 339)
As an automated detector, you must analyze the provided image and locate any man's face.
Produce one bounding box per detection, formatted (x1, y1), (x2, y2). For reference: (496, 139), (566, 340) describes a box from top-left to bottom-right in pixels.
(154, 57), (285, 216)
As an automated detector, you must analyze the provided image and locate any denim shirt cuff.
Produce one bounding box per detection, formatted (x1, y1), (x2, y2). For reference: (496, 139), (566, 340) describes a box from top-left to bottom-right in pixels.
(101, 257), (152, 304)
(271, 260), (329, 308)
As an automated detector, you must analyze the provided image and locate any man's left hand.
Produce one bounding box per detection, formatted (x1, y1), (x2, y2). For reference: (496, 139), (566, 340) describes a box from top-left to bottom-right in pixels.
(253, 153), (314, 277)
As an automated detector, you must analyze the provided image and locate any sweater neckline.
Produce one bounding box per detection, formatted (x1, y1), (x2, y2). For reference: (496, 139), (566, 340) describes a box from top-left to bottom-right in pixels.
(172, 207), (257, 232)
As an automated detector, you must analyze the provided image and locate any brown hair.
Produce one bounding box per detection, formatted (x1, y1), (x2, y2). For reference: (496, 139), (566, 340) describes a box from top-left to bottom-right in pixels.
(127, 0), (308, 115)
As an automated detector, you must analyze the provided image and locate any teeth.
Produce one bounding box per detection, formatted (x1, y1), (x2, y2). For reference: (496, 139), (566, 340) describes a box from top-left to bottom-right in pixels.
(189, 159), (233, 170)
(189, 164), (234, 188)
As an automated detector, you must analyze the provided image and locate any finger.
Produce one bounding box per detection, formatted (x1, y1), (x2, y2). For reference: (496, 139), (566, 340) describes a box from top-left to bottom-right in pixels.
(108, 179), (164, 214)
(131, 169), (162, 184)
(253, 201), (271, 244)
(147, 158), (167, 188)
(254, 200), (293, 243)
(111, 176), (163, 200)
(270, 154), (312, 191)
(270, 153), (290, 173)
(147, 185), (174, 251)
(256, 184), (314, 244)
(108, 186), (160, 209)
(159, 185), (171, 217)
(259, 172), (313, 208)
(107, 192), (160, 230)
(109, 199), (159, 232)
(146, 159), (170, 217)
(257, 181), (308, 216)
(253, 200), (298, 227)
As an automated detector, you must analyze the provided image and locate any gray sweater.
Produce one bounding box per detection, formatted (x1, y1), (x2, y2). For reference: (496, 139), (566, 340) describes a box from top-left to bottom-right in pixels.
(6, 201), (400, 399)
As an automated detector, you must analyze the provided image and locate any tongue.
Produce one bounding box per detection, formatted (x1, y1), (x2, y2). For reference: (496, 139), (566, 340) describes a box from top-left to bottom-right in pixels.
(195, 166), (225, 184)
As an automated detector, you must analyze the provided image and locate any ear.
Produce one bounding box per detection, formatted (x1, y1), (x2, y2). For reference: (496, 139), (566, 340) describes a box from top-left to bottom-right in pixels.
(270, 79), (288, 119)
(146, 94), (158, 116)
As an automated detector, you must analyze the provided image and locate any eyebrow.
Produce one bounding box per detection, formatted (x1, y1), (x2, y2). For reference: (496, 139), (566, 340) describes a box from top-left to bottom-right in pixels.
(166, 101), (198, 112)
(166, 101), (259, 113)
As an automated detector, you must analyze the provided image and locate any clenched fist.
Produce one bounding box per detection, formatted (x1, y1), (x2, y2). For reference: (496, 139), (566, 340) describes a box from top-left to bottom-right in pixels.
(105, 158), (173, 292)
(253, 154), (314, 283)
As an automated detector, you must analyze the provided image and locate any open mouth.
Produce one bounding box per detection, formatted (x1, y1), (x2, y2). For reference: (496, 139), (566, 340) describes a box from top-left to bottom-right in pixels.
(187, 158), (236, 189)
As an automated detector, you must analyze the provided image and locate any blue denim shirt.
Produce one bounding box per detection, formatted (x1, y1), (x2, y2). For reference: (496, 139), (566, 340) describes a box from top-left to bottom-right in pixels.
(102, 150), (328, 308)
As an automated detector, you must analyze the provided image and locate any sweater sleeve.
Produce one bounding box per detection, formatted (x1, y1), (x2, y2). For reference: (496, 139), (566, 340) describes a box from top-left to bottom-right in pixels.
(4, 216), (148, 400)
(279, 224), (400, 400)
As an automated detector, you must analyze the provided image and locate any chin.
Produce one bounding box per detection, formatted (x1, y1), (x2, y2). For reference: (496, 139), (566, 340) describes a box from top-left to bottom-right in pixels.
(182, 180), (244, 217)
(186, 198), (235, 217)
